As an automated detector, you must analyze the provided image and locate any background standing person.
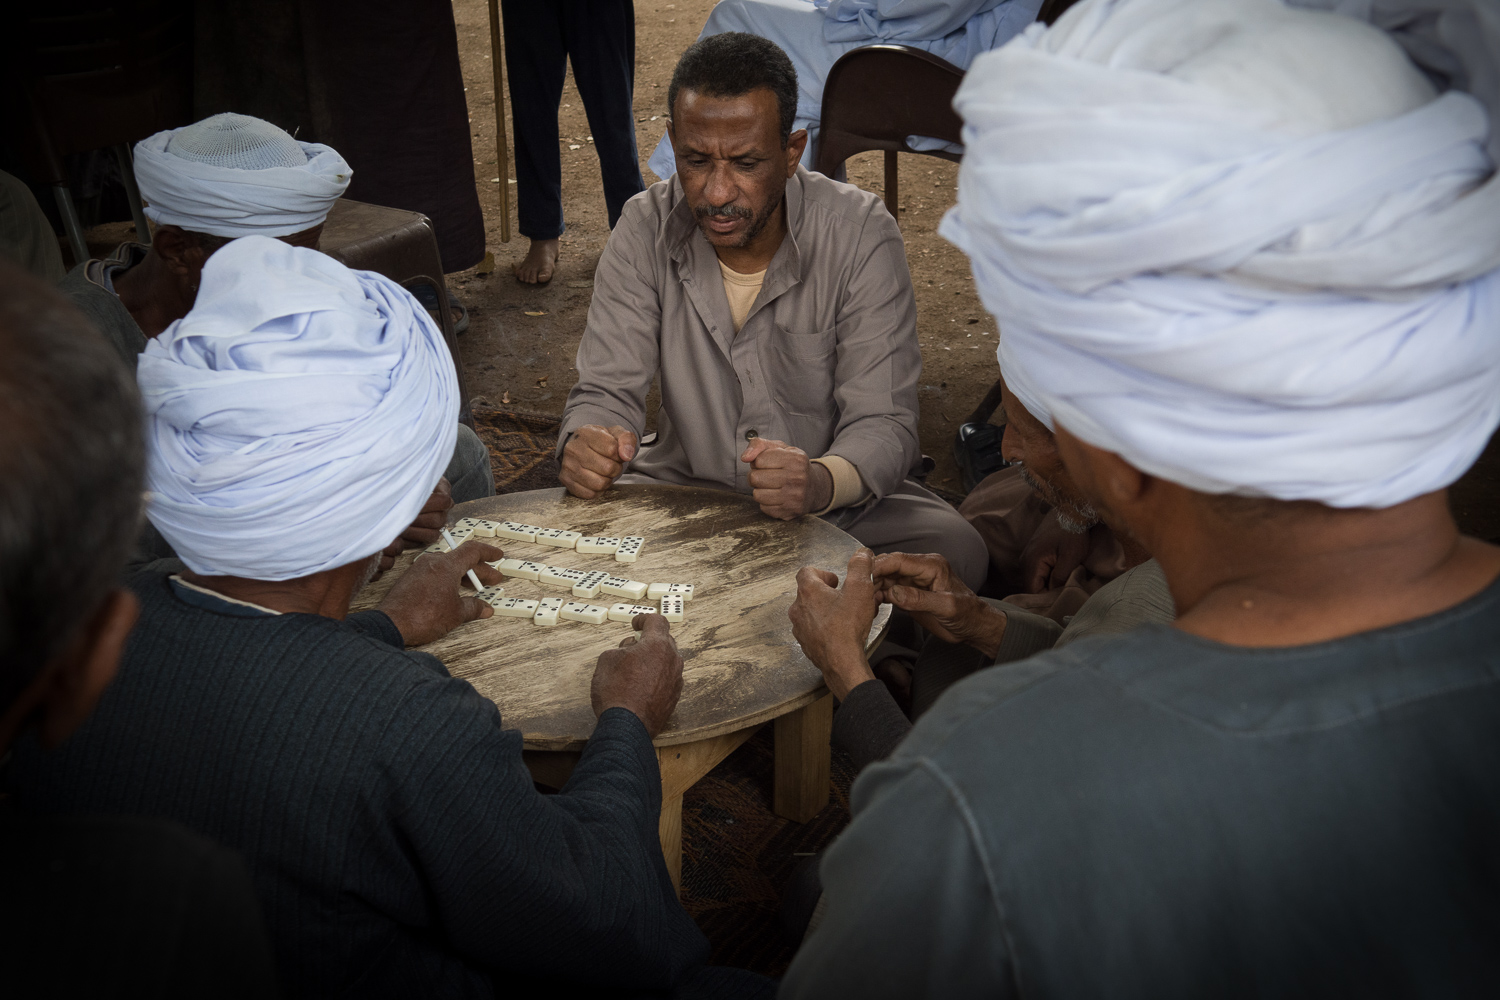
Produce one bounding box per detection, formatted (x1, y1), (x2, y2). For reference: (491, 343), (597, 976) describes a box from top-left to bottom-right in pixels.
(502, 0), (646, 284)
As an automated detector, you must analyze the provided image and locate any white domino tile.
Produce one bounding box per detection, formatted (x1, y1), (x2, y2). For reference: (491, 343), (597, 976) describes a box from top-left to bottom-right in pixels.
(535, 528), (583, 549)
(491, 597), (540, 618)
(559, 601), (609, 624)
(513, 560), (547, 581)
(539, 566), (588, 590)
(495, 521), (539, 542)
(476, 585), (507, 607)
(445, 527), (474, 546)
(607, 603), (659, 622)
(576, 536), (622, 555)
(599, 576), (649, 600)
(647, 583), (695, 602)
(659, 595), (685, 623)
(615, 537), (645, 563)
(454, 517), (491, 538)
(533, 597), (564, 627)
(573, 571), (609, 598)
(424, 538), (451, 554)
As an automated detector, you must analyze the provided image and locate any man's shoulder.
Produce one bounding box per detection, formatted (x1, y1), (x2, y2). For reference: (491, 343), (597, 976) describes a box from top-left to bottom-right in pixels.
(127, 569), (455, 686)
(0, 807), (277, 997)
(794, 166), (897, 235)
(1, 807), (237, 879)
(57, 256), (146, 362)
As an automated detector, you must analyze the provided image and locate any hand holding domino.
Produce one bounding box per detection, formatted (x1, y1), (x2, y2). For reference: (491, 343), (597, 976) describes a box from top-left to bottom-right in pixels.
(378, 538), (506, 646)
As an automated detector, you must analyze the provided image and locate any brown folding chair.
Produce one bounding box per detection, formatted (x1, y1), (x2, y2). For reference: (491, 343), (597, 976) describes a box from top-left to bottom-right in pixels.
(813, 44), (965, 217)
(322, 198), (475, 427)
(11, 1), (194, 266)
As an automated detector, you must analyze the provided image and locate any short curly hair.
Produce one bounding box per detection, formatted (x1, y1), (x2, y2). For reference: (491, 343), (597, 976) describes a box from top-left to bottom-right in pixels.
(668, 32), (799, 147)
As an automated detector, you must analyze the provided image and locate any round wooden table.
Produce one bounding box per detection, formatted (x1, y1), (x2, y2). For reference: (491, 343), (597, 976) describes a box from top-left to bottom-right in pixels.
(351, 484), (890, 888)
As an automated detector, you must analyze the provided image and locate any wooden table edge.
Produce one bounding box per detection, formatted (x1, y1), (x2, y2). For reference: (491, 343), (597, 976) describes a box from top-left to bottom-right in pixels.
(516, 601), (893, 751)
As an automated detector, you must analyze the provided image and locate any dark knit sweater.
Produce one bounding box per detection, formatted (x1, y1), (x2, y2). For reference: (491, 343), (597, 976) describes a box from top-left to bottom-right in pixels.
(6, 572), (708, 998)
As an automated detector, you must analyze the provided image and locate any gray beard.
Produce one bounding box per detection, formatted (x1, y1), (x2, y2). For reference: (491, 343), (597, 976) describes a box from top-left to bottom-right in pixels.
(1018, 465), (1099, 534)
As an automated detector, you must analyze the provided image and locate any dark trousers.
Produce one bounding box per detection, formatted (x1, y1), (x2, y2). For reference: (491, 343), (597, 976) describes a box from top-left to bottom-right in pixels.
(501, 0), (645, 239)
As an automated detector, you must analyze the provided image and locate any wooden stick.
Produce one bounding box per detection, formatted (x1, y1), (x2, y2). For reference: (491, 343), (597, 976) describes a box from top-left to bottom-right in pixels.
(486, 0), (512, 243)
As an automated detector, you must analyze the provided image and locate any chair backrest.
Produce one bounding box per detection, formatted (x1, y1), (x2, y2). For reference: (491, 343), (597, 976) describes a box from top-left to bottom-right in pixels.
(13, 0), (193, 183)
(1037, 0), (1084, 24)
(814, 44), (966, 178)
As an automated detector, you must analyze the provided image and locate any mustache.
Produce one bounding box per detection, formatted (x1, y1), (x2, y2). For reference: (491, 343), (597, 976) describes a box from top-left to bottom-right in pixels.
(694, 203), (754, 221)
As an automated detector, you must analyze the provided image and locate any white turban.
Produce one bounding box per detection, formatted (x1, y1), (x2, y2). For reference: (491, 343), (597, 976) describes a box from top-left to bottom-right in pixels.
(134, 113), (352, 238)
(940, 0), (1500, 508)
(139, 237), (457, 580)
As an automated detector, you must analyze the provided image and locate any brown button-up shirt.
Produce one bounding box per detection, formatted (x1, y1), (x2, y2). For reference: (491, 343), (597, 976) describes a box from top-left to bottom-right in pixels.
(561, 166), (921, 500)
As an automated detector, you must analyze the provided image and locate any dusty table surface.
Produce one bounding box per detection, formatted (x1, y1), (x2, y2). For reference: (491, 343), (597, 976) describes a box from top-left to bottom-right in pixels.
(351, 484), (886, 750)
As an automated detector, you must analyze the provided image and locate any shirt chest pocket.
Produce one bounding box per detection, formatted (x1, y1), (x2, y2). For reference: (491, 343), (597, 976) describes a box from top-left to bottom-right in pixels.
(764, 323), (838, 417)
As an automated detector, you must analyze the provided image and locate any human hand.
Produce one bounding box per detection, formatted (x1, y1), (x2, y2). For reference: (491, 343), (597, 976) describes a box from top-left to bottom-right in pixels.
(399, 478), (455, 550)
(1020, 508), (1092, 593)
(374, 537), (405, 578)
(377, 540), (505, 646)
(740, 438), (831, 520)
(872, 551), (1008, 658)
(560, 424), (638, 499)
(788, 548), (879, 700)
(590, 614), (685, 737)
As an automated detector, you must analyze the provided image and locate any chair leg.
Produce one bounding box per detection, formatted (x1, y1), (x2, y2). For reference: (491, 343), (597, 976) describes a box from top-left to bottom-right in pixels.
(883, 150), (899, 220)
(52, 185), (89, 268)
(114, 144), (152, 244)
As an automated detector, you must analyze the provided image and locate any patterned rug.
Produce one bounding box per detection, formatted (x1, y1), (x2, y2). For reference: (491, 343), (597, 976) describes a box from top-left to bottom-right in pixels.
(679, 728), (856, 979)
(470, 406), (563, 494)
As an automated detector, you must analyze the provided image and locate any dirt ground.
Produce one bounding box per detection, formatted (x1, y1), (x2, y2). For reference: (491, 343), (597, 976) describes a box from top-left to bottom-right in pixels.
(448, 0), (995, 495)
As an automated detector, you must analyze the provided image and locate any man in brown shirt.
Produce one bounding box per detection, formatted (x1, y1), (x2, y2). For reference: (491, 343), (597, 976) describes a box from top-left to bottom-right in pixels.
(560, 33), (985, 587)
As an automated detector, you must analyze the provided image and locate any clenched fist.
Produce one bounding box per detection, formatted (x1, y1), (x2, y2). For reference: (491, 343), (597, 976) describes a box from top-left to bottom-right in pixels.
(561, 424), (639, 499)
(740, 438), (833, 520)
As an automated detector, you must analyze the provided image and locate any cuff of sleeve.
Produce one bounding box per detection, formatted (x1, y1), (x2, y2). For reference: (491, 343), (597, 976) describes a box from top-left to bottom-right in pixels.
(832, 679), (913, 773)
(979, 597), (1064, 664)
(345, 610), (405, 649)
(811, 455), (870, 515)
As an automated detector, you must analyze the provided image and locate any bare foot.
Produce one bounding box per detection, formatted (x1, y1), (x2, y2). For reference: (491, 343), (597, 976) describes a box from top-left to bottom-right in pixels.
(514, 238), (559, 284)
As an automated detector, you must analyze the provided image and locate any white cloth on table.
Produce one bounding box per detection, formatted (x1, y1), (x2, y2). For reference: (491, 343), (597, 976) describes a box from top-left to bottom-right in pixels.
(134, 114), (352, 238)
(940, 0), (1500, 509)
(139, 237), (457, 580)
(645, 0), (1042, 179)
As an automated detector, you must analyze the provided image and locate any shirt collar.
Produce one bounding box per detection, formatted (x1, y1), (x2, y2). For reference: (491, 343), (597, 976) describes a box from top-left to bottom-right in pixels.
(169, 574), (282, 617)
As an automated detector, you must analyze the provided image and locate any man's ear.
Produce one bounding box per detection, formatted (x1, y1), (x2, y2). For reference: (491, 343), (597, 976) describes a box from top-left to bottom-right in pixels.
(785, 128), (809, 176)
(36, 589), (139, 750)
(150, 226), (202, 275)
(1054, 425), (1149, 510)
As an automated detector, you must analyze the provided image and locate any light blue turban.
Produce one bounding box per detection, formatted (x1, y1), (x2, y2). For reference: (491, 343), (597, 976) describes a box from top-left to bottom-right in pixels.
(941, 0), (1500, 509)
(139, 237), (458, 580)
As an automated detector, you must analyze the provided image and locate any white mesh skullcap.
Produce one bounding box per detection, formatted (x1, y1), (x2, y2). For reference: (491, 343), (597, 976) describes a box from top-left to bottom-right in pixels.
(134, 114), (351, 238)
(164, 113), (309, 170)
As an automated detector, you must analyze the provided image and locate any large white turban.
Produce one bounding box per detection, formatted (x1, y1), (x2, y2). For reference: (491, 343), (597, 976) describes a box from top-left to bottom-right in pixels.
(139, 237), (457, 580)
(134, 113), (352, 238)
(940, 0), (1500, 508)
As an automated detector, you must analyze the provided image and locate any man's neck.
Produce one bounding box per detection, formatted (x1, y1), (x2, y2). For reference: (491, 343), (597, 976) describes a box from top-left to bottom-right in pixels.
(112, 251), (194, 339)
(180, 568), (360, 620)
(1154, 491), (1500, 647)
(714, 199), (787, 274)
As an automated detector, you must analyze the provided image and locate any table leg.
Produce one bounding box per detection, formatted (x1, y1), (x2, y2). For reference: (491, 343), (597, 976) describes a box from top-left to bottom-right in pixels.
(774, 693), (833, 822)
(658, 791), (684, 891)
